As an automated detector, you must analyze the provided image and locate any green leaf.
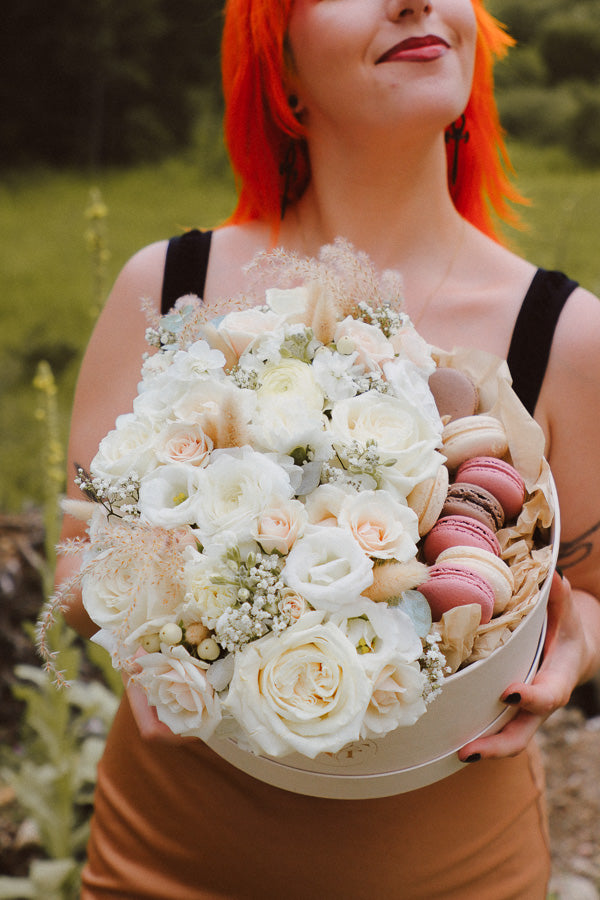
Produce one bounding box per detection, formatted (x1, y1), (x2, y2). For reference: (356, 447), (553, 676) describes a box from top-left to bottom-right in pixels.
(394, 590), (433, 638)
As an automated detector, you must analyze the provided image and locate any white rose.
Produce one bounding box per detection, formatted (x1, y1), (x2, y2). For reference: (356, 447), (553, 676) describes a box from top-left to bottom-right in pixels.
(361, 657), (427, 736)
(265, 286), (310, 319)
(218, 308), (286, 358)
(138, 463), (206, 527)
(193, 447), (294, 546)
(91, 413), (157, 481)
(224, 611), (371, 757)
(154, 422), (213, 467)
(337, 489), (420, 561)
(134, 644), (221, 740)
(283, 526), (373, 612)
(334, 317), (394, 369)
(329, 390), (443, 499)
(383, 357), (441, 431)
(251, 499), (308, 554)
(81, 554), (179, 635)
(182, 550), (239, 629)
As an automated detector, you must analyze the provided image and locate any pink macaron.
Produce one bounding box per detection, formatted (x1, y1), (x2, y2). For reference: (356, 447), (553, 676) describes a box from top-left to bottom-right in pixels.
(455, 456), (526, 521)
(422, 514), (501, 565)
(418, 563), (495, 624)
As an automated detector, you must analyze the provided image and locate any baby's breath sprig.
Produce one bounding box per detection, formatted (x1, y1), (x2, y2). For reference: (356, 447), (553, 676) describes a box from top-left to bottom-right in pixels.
(354, 300), (406, 338)
(229, 364), (260, 390)
(278, 326), (320, 364)
(332, 439), (396, 485)
(74, 464), (140, 519)
(210, 548), (292, 652)
(419, 633), (450, 703)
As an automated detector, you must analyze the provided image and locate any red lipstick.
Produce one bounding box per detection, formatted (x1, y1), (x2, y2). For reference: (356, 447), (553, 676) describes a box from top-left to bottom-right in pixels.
(377, 35), (450, 63)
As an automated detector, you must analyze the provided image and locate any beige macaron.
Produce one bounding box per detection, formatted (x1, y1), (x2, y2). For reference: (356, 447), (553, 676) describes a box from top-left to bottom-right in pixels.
(442, 414), (508, 470)
(435, 545), (515, 615)
(407, 464), (449, 536)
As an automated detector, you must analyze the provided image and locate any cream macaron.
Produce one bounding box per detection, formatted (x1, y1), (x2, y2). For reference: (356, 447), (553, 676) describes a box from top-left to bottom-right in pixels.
(407, 464), (449, 537)
(442, 414), (508, 471)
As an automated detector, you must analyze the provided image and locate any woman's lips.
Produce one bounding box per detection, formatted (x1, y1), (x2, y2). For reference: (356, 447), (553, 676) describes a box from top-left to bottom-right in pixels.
(377, 35), (450, 63)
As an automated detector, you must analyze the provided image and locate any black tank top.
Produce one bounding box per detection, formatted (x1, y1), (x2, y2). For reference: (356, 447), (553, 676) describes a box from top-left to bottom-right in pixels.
(161, 229), (578, 416)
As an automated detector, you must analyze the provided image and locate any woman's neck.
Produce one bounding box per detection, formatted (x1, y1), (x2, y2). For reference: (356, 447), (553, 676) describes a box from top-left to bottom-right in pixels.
(282, 129), (467, 304)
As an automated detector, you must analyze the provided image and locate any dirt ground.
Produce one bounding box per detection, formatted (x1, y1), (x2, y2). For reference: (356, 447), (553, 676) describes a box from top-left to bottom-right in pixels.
(1, 511), (599, 895)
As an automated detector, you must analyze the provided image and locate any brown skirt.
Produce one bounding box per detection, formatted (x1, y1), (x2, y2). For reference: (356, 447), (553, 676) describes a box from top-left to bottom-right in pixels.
(82, 695), (551, 899)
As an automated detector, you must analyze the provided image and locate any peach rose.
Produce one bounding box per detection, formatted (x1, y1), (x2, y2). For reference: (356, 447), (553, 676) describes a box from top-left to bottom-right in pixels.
(337, 489), (420, 562)
(155, 422), (213, 467)
(252, 499), (308, 554)
(334, 317), (394, 369)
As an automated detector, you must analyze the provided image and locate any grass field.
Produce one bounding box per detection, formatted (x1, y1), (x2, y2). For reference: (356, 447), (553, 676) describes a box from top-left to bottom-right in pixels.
(1, 140), (599, 511)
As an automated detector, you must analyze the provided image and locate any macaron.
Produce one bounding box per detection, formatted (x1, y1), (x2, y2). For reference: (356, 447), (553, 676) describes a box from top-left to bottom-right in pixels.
(441, 482), (505, 531)
(417, 564), (494, 624)
(407, 464), (449, 536)
(436, 546), (515, 616)
(428, 367), (479, 422)
(442, 414), (508, 470)
(454, 456), (526, 521)
(423, 514), (501, 565)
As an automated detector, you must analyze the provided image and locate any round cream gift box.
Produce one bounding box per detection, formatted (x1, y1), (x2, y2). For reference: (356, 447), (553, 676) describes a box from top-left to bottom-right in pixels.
(206, 486), (559, 799)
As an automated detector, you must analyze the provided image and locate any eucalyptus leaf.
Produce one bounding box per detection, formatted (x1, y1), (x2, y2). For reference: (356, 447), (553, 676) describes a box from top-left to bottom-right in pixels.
(394, 590), (432, 638)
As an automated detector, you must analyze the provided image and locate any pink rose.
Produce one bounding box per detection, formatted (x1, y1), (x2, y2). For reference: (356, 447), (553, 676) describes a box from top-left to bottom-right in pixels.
(334, 317), (394, 369)
(252, 499), (308, 554)
(155, 423), (213, 467)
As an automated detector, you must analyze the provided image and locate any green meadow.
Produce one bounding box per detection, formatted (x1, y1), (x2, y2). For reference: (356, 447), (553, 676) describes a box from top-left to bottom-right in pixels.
(1, 141), (599, 512)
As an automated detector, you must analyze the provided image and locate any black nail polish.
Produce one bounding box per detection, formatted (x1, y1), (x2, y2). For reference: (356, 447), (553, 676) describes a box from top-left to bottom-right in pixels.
(465, 753), (481, 763)
(504, 692), (521, 705)
(556, 566), (564, 579)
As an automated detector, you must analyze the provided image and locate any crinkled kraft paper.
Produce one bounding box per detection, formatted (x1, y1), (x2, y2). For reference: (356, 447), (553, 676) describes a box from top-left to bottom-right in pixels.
(431, 347), (555, 672)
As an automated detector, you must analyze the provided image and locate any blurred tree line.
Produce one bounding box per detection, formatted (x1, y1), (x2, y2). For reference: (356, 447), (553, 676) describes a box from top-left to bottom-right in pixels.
(490, 0), (600, 163)
(1, 0), (224, 167)
(2, 0), (600, 168)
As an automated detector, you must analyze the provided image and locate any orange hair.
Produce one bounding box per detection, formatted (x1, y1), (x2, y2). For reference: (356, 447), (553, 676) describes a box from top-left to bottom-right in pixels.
(222, 0), (523, 240)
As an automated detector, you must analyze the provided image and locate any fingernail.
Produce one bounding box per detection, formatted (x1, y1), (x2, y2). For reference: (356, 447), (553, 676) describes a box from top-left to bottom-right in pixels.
(556, 566), (564, 579)
(504, 692), (521, 705)
(465, 753), (481, 763)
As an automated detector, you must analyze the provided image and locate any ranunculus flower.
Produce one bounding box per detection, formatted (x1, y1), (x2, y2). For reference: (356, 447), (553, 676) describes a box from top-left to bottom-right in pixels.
(138, 463), (206, 527)
(218, 308), (286, 358)
(328, 390), (443, 499)
(252, 499), (308, 554)
(134, 644), (221, 739)
(334, 317), (394, 369)
(182, 549), (239, 629)
(337, 489), (420, 561)
(192, 447), (294, 546)
(154, 422), (213, 467)
(224, 611), (371, 757)
(257, 359), (324, 411)
(283, 526), (373, 611)
(91, 413), (157, 481)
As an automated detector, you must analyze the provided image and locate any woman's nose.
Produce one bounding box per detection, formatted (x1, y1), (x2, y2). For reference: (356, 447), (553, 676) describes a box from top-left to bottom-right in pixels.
(387, 0), (433, 20)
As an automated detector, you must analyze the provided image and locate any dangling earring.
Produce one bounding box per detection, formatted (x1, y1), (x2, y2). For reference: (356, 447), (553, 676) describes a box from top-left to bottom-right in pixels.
(445, 114), (470, 186)
(279, 140), (298, 220)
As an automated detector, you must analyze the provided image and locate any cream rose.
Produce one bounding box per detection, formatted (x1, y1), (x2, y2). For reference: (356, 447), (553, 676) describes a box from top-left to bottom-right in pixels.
(329, 390), (443, 499)
(252, 499), (308, 554)
(334, 317), (394, 369)
(361, 656), (427, 736)
(217, 308), (286, 358)
(283, 526), (373, 612)
(134, 644), (221, 740)
(91, 413), (157, 481)
(224, 611), (371, 757)
(337, 489), (420, 561)
(154, 422), (213, 467)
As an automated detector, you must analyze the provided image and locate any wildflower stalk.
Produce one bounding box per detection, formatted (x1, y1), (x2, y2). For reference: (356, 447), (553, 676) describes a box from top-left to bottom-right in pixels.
(84, 187), (110, 319)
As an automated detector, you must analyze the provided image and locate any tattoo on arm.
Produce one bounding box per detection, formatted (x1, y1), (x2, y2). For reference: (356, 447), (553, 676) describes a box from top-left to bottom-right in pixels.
(559, 518), (600, 569)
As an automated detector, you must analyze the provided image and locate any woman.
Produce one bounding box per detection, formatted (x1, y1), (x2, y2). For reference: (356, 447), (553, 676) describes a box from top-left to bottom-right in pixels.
(57, 1), (600, 897)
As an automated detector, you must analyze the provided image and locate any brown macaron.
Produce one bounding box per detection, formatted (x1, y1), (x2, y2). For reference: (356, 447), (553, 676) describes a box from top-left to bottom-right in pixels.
(441, 482), (505, 531)
(428, 367), (479, 422)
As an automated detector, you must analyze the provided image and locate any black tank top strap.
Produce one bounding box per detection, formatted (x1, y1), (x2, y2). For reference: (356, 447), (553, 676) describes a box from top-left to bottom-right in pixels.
(507, 268), (578, 416)
(161, 229), (213, 315)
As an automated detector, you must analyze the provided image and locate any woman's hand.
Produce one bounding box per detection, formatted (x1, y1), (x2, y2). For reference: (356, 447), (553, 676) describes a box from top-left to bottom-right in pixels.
(458, 571), (594, 762)
(123, 667), (195, 744)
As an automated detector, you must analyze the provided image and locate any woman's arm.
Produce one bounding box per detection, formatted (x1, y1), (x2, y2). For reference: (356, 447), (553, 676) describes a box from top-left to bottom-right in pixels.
(55, 240), (168, 634)
(460, 286), (600, 760)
